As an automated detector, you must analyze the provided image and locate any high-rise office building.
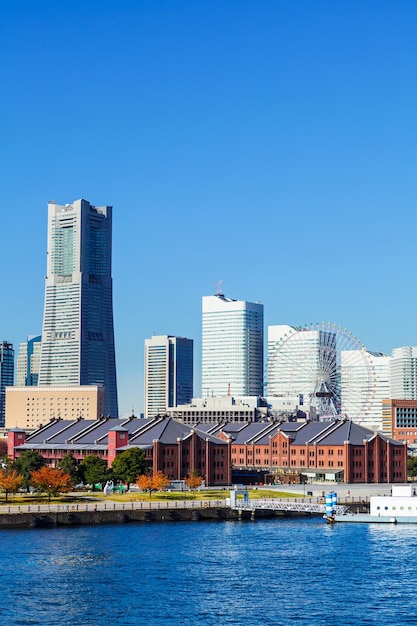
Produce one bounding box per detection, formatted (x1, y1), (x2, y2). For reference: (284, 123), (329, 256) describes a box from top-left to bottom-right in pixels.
(16, 335), (42, 386)
(38, 199), (118, 417)
(341, 350), (390, 431)
(0, 341), (14, 427)
(144, 335), (193, 418)
(202, 293), (264, 397)
(390, 347), (417, 400)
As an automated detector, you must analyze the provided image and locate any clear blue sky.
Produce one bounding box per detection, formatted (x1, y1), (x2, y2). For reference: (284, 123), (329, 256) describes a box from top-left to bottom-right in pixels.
(1, 0), (416, 416)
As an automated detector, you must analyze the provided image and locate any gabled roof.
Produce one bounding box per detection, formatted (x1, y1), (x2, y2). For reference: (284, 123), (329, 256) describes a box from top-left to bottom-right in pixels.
(226, 422), (276, 444)
(286, 421), (336, 445)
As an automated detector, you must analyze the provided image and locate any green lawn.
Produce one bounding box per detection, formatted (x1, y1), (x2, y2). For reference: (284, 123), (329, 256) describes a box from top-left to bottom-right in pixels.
(0, 488), (299, 506)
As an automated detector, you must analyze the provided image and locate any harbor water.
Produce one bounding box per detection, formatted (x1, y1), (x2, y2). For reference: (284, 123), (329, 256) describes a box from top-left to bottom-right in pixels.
(2, 517), (417, 625)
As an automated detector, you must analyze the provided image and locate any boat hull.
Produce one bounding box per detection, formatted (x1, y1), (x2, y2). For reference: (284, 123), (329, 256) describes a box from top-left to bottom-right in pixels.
(332, 514), (417, 524)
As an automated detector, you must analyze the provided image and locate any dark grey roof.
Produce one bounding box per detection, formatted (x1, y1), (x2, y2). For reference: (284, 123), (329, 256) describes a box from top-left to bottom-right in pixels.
(253, 424), (281, 444)
(279, 422), (307, 433)
(282, 421), (334, 444)
(228, 423), (275, 444)
(27, 420), (81, 443)
(127, 417), (228, 446)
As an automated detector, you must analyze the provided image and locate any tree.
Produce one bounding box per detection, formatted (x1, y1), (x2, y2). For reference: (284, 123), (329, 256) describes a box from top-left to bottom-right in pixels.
(408, 457), (417, 478)
(0, 469), (24, 502)
(78, 455), (109, 489)
(30, 467), (74, 502)
(137, 470), (170, 498)
(0, 440), (8, 459)
(13, 450), (45, 490)
(111, 448), (147, 486)
(152, 470), (170, 492)
(58, 453), (79, 483)
(137, 474), (154, 497)
(185, 470), (203, 492)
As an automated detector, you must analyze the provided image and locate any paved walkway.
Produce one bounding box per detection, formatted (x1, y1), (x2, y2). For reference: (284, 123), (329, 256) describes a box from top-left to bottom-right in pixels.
(0, 499), (227, 515)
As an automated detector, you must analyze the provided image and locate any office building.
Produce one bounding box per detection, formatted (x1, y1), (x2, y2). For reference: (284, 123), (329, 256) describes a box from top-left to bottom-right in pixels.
(341, 350), (390, 431)
(38, 199), (118, 417)
(5, 385), (105, 430)
(144, 335), (193, 418)
(382, 398), (417, 445)
(202, 293), (263, 397)
(0, 342), (14, 427)
(390, 347), (417, 400)
(16, 335), (42, 386)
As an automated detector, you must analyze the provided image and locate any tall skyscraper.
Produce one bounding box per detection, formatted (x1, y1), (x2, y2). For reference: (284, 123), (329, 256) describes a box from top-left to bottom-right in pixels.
(16, 335), (42, 386)
(390, 347), (417, 399)
(341, 350), (390, 431)
(144, 335), (193, 418)
(38, 199), (118, 417)
(0, 341), (14, 427)
(202, 293), (264, 397)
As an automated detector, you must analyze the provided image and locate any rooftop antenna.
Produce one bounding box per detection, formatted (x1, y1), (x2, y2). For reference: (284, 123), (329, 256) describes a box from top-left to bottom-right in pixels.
(215, 279), (224, 296)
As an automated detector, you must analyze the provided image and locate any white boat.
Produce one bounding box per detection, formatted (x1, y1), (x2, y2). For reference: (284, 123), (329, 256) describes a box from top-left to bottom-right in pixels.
(328, 484), (417, 524)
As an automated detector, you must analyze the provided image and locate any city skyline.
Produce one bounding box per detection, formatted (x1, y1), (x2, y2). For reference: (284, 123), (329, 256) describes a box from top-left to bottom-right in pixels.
(1, 2), (416, 415)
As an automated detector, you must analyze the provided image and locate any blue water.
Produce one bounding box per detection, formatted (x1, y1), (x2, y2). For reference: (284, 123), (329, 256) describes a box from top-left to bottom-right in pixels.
(2, 518), (417, 625)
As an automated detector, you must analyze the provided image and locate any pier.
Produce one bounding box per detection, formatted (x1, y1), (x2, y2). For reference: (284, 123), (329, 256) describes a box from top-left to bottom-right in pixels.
(231, 498), (349, 516)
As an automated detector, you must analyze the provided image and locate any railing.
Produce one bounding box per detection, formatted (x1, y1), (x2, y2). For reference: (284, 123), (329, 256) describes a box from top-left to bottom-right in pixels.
(0, 500), (227, 515)
(233, 498), (350, 516)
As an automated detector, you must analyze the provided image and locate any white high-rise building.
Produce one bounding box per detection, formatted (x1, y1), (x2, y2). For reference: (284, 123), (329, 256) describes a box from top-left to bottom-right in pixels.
(390, 347), (417, 399)
(16, 335), (42, 386)
(144, 335), (193, 418)
(202, 293), (263, 398)
(38, 199), (118, 417)
(267, 325), (337, 414)
(341, 350), (390, 431)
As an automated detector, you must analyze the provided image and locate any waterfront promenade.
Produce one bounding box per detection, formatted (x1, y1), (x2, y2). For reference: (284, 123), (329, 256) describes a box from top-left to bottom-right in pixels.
(0, 491), (370, 528)
(0, 498), (227, 516)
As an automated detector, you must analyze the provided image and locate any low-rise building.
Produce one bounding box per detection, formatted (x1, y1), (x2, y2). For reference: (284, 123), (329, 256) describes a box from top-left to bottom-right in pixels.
(382, 398), (417, 448)
(5, 385), (106, 430)
(8, 416), (231, 486)
(206, 419), (406, 484)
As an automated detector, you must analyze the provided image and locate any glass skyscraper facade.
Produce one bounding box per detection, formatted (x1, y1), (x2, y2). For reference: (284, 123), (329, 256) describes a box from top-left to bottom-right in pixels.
(144, 335), (193, 418)
(0, 341), (14, 427)
(202, 294), (264, 398)
(38, 199), (118, 417)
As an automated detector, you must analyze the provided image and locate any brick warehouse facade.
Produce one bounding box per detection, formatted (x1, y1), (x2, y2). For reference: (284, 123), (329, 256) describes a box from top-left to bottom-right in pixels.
(7, 416), (406, 485)
(8, 416), (232, 486)
(204, 419), (407, 484)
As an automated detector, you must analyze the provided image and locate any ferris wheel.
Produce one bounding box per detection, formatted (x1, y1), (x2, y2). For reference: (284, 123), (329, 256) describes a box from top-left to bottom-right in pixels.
(267, 322), (376, 420)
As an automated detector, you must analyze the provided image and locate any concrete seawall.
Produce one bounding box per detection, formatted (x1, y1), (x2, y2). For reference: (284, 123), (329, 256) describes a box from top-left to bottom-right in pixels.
(0, 507), (330, 529)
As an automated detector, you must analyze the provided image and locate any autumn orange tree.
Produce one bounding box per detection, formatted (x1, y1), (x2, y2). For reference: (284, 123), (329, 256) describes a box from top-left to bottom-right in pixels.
(185, 470), (203, 492)
(0, 469), (24, 502)
(30, 467), (74, 502)
(137, 470), (170, 498)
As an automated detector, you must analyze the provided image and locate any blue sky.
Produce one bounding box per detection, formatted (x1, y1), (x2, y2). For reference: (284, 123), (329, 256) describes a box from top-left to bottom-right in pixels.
(1, 1), (416, 416)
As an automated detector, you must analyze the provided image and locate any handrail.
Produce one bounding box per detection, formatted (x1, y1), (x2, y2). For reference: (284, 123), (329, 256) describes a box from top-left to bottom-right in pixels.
(0, 499), (228, 515)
